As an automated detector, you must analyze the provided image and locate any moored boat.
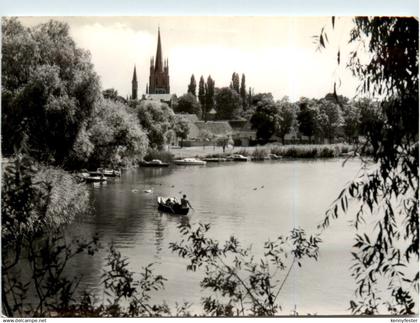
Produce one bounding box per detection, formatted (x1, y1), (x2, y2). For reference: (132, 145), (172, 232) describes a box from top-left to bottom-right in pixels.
(79, 172), (107, 183)
(268, 153), (282, 160)
(140, 159), (170, 167)
(203, 157), (228, 162)
(174, 158), (206, 165)
(227, 154), (249, 162)
(157, 196), (189, 215)
(89, 168), (121, 177)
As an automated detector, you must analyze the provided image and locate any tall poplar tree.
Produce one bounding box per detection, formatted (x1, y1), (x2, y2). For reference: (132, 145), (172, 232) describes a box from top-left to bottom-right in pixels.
(240, 73), (247, 108)
(188, 74), (197, 97)
(198, 75), (206, 119)
(205, 76), (215, 121)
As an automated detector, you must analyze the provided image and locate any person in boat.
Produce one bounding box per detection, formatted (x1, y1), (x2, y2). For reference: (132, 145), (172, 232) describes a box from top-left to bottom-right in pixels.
(180, 194), (192, 209)
(165, 198), (174, 207)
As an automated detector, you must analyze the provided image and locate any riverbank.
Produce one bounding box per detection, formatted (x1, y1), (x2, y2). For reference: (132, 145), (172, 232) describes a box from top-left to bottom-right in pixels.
(168, 143), (355, 160)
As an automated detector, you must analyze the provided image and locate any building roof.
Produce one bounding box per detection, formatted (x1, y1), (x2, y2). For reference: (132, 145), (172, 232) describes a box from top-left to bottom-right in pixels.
(195, 121), (233, 136)
(144, 94), (174, 102)
(175, 113), (199, 123)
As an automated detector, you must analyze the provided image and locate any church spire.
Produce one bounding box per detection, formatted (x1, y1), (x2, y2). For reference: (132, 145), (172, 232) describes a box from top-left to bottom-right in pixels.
(131, 65), (138, 100)
(155, 27), (163, 73)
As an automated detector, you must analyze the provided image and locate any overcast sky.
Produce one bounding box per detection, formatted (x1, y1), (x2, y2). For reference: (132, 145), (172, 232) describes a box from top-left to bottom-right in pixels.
(19, 16), (361, 101)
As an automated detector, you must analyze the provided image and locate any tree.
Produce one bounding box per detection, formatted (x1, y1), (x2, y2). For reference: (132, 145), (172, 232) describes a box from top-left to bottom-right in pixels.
(174, 118), (190, 148)
(103, 88), (118, 100)
(315, 99), (343, 143)
(174, 92), (202, 117)
(170, 223), (321, 316)
(72, 98), (149, 168)
(230, 72), (240, 93)
(135, 100), (175, 149)
(216, 135), (233, 153)
(1, 153), (98, 316)
(188, 74), (197, 97)
(198, 129), (215, 149)
(250, 95), (280, 144)
(198, 75), (206, 107)
(1, 18), (101, 166)
(341, 101), (361, 143)
(276, 97), (297, 145)
(296, 98), (318, 143)
(204, 76), (215, 121)
(240, 73), (247, 108)
(214, 87), (242, 120)
(319, 17), (418, 315)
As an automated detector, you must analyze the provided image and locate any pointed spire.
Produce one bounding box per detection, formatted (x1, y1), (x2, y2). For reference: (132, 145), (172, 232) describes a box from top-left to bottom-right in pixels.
(155, 27), (163, 72)
(132, 65), (137, 82)
(131, 65), (138, 100)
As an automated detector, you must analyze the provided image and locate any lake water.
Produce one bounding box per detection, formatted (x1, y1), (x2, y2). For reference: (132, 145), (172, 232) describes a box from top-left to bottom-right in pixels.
(67, 159), (365, 315)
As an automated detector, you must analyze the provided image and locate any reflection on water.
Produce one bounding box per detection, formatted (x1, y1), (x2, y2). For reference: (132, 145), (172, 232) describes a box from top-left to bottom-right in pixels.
(66, 159), (369, 314)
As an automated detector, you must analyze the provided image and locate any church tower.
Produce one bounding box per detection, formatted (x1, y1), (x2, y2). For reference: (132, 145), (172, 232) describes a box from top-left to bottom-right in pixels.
(131, 65), (138, 100)
(148, 28), (170, 94)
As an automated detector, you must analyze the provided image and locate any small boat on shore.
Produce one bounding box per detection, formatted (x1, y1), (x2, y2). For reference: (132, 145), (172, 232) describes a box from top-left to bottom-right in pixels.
(227, 154), (249, 162)
(174, 158), (206, 166)
(203, 157), (228, 162)
(89, 168), (121, 177)
(268, 153), (282, 160)
(140, 159), (170, 167)
(157, 196), (189, 215)
(79, 172), (107, 183)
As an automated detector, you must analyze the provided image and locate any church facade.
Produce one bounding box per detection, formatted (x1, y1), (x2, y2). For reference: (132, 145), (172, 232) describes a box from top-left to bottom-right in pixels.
(131, 28), (170, 99)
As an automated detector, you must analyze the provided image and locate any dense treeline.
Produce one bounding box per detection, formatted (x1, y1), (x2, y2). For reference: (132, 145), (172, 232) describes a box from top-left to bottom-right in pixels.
(181, 73), (379, 147)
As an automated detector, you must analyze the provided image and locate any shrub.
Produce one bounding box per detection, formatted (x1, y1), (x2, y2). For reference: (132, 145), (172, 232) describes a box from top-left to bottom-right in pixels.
(251, 148), (269, 160)
(144, 149), (174, 163)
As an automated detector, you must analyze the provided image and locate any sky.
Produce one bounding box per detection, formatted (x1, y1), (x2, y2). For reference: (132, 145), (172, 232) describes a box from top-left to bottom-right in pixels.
(19, 16), (363, 101)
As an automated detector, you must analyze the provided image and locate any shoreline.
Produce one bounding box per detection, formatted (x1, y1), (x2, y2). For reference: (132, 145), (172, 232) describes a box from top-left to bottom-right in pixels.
(167, 143), (356, 160)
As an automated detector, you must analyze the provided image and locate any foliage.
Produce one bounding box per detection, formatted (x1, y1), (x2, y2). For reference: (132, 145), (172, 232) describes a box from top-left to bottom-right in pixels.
(204, 76), (216, 121)
(215, 87), (242, 120)
(296, 99), (318, 142)
(341, 101), (361, 143)
(199, 129), (215, 143)
(1, 18), (101, 165)
(230, 72), (240, 93)
(170, 223), (321, 316)
(135, 100), (175, 149)
(103, 88), (118, 101)
(315, 99), (343, 143)
(198, 75), (206, 111)
(173, 117), (190, 147)
(174, 93), (202, 117)
(240, 74), (247, 108)
(97, 245), (169, 317)
(71, 98), (149, 168)
(1, 153), (97, 317)
(270, 144), (351, 159)
(188, 74), (197, 97)
(251, 148), (269, 160)
(276, 97), (297, 145)
(250, 95), (279, 143)
(216, 135), (234, 153)
(318, 17), (419, 315)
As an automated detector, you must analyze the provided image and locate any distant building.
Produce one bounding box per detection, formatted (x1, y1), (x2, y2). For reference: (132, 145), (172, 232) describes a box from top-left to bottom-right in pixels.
(175, 114), (200, 139)
(147, 27), (170, 94)
(195, 121), (233, 138)
(173, 114), (257, 146)
(143, 93), (177, 107)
